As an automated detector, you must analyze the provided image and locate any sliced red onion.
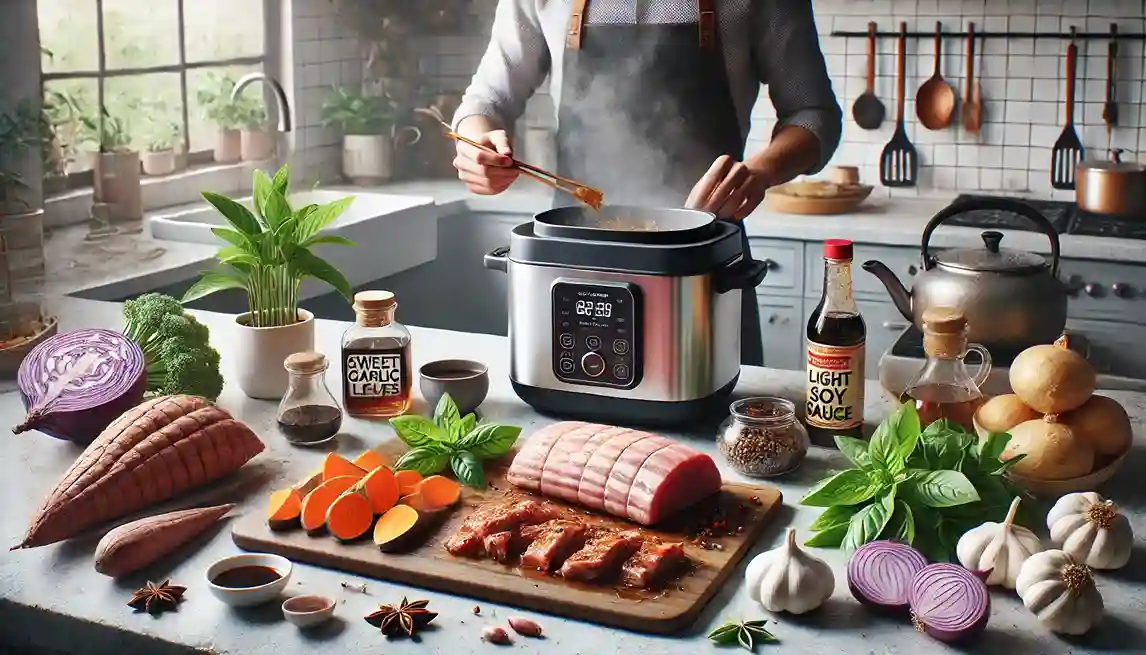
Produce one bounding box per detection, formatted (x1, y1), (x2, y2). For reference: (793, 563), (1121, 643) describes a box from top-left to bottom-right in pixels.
(909, 563), (990, 644)
(847, 540), (928, 613)
(13, 328), (147, 444)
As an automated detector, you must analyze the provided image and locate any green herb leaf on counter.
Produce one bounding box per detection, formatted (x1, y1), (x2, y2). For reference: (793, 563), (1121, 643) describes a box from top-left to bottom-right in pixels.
(450, 450), (486, 489)
(390, 415), (445, 449)
(708, 619), (777, 651)
(433, 394), (461, 437)
(800, 401), (1031, 562)
(394, 444), (452, 476)
(457, 423), (522, 459)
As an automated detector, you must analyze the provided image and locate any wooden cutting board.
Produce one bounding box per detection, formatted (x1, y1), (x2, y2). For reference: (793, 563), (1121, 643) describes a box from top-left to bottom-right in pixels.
(232, 445), (783, 634)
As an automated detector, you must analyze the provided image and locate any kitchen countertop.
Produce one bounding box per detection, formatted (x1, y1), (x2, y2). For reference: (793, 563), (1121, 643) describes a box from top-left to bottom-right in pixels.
(2, 296), (1145, 655)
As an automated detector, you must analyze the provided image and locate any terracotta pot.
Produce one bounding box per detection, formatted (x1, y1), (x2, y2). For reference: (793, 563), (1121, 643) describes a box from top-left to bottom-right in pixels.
(0, 315), (57, 377)
(142, 150), (177, 176)
(214, 129), (241, 164)
(232, 309), (315, 399)
(241, 129), (275, 162)
(93, 150), (143, 221)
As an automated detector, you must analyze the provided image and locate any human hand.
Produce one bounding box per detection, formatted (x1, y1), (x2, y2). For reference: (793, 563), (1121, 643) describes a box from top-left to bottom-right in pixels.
(686, 155), (772, 220)
(453, 129), (519, 195)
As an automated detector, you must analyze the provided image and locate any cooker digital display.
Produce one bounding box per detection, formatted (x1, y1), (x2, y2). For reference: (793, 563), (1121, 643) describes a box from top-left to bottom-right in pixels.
(551, 280), (642, 389)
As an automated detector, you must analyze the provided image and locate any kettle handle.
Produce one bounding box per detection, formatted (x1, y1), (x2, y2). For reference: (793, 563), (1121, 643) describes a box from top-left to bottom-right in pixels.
(920, 197), (1060, 277)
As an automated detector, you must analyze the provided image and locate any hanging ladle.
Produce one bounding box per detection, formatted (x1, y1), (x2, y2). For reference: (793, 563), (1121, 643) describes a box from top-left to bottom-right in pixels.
(916, 21), (957, 130)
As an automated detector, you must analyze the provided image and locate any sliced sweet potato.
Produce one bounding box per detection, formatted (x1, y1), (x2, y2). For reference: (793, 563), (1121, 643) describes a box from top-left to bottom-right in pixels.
(352, 450), (388, 472)
(326, 492), (374, 542)
(300, 475), (360, 533)
(415, 475), (462, 509)
(339, 466), (399, 515)
(395, 469), (423, 495)
(373, 504), (424, 552)
(322, 453), (367, 481)
(94, 504), (234, 577)
(267, 488), (303, 531)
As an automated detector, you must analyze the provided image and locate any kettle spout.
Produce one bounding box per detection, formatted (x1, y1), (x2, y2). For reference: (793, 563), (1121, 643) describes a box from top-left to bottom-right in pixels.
(861, 260), (913, 322)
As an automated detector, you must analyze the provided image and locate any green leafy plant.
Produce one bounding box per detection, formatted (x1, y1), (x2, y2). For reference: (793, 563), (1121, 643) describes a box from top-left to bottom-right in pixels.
(0, 99), (52, 208)
(181, 164), (357, 327)
(77, 107), (133, 153)
(707, 619), (777, 651)
(320, 86), (399, 135)
(146, 120), (182, 153)
(800, 402), (1029, 563)
(121, 293), (224, 400)
(391, 393), (521, 489)
(196, 72), (248, 131)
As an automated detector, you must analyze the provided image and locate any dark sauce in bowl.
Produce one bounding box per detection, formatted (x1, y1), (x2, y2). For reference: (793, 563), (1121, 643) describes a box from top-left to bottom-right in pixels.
(211, 564), (283, 589)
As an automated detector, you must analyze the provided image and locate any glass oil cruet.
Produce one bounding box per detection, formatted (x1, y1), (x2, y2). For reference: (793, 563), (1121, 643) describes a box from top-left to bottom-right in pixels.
(277, 351), (343, 446)
(902, 307), (993, 432)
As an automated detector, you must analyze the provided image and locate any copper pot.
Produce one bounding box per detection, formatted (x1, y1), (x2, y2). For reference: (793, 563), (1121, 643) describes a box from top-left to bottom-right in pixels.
(1076, 149), (1146, 216)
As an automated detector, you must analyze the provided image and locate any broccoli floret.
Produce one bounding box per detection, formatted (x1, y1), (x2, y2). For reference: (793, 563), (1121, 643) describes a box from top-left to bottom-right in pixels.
(123, 293), (185, 349)
(123, 293), (224, 400)
(148, 345), (224, 401)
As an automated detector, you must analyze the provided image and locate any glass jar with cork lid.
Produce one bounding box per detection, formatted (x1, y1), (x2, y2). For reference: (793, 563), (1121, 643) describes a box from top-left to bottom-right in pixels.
(717, 397), (810, 478)
(901, 307), (993, 432)
(341, 290), (413, 418)
(277, 351), (343, 446)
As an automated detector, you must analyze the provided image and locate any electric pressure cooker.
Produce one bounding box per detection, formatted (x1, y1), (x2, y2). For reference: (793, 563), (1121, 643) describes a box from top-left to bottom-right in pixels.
(483, 206), (769, 426)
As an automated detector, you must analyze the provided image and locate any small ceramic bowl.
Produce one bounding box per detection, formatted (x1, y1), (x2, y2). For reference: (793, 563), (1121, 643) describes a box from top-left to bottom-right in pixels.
(206, 553), (293, 607)
(420, 359), (490, 415)
(282, 594), (336, 628)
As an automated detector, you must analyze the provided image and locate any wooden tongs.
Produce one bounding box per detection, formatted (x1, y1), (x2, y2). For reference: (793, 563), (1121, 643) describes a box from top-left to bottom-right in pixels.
(436, 120), (603, 210)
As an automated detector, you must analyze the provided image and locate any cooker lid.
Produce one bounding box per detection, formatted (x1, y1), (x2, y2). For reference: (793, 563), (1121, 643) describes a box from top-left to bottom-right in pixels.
(534, 206), (716, 245)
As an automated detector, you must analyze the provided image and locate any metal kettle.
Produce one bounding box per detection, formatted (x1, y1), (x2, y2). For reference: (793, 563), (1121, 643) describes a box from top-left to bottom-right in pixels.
(862, 197), (1068, 353)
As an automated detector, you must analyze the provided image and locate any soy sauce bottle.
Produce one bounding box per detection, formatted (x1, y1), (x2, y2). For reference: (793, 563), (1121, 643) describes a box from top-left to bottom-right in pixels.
(805, 239), (866, 446)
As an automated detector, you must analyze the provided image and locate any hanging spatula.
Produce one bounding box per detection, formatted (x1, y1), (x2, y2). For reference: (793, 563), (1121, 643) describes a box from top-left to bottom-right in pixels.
(1051, 38), (1085, 190)
(880, 22), (918, 187)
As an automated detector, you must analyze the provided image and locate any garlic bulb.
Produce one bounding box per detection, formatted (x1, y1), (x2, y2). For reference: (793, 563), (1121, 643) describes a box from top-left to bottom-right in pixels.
(745, 527), (834, 615)
(955, 496), (1044, 589)
(1015, 549), (1104, 635)
(1047, 492), (1134, 571)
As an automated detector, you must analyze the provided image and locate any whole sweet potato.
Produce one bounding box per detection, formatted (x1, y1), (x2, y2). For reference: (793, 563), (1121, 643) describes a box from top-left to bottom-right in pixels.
(94, 503), (235, 577)
(14, 395), (264, 549)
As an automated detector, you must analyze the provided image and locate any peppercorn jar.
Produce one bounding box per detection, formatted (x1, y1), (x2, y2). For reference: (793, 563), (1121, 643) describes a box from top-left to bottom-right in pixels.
(717, 397), (809, 478)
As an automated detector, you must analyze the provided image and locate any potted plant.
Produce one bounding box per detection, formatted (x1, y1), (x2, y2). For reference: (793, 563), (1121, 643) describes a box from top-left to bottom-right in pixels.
(142, 120), (182, 176)
(321, 86), (420, 184)
(0, 99), (58, 374)
(78, 107), (142, 221)
(239, 100), (274, 162)
(196, 72), (244, 164)
(182, 163), (357, 399)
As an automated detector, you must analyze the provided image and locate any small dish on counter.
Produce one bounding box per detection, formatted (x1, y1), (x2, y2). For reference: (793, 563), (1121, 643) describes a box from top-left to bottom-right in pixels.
(282, 594), (336, 628)
(420, 359), (489, 415)
(765, 180), (874, 216)
(206, 553), (293, 607)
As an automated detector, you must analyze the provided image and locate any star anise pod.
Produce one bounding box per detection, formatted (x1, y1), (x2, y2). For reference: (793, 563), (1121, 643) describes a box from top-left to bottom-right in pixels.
(364, 597), (438, 638)
(127, 580), (186, 615)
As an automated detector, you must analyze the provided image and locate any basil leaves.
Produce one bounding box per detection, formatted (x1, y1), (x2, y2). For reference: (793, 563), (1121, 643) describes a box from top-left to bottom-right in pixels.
(801, 402), (1028, 562)
(390, 393), (521, 489)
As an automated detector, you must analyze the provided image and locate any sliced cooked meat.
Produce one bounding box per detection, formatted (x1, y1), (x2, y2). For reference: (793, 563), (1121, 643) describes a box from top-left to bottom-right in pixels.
(577, 429), (647, 509)
(603, 438), (672, 518)
(519, 520), (589, 572)
(620, 540), (688, 588)
(445, 499), (558, 557)
(559, 531), (644, 582)
(482, 531), (516, 564)
(506, 421), (587, 491)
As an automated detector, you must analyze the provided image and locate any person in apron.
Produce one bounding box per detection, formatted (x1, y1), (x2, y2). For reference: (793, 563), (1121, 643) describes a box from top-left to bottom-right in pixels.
(452, 0), (841, 367)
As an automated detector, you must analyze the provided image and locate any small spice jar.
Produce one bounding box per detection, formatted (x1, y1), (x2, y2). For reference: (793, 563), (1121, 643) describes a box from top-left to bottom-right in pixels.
(277, 351), (343, 446)
(717, 397), (809, 478)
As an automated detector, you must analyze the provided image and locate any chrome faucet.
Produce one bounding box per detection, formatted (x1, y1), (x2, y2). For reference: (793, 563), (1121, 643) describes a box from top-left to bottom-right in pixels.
(231, 72), (293, 132)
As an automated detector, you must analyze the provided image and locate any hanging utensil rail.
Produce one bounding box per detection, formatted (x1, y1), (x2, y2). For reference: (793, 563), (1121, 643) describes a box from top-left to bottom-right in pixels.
(830, 23), (1142, 40)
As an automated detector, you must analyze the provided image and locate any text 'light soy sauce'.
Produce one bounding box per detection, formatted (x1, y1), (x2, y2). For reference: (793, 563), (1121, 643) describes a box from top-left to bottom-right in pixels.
(805, 239), (866, 447)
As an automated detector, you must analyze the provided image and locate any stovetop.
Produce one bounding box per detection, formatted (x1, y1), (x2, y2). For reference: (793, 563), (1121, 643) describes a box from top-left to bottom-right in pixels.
(949, 194), (1146, 240)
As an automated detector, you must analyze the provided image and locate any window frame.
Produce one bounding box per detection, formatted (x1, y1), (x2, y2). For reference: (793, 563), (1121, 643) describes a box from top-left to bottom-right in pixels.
(39, 0), (270, 193)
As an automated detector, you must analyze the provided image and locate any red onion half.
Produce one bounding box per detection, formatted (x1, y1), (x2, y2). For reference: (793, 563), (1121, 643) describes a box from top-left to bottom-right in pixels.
(908, 563), (990, 644)
(13, 328), (147, 444)
(847, 541), (928, 613)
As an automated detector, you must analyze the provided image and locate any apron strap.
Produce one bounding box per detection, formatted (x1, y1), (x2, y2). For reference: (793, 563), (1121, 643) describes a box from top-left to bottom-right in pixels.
(566, 0), (718, 51)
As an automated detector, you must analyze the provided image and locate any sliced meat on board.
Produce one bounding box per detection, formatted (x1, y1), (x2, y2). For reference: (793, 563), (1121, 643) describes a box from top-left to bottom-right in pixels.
(519, 520), (589, 572)
(445, 499), (559, 557)
(620, 540), (688, 588)
(506, 422), (721, 526)
(560, 531), (645, 582)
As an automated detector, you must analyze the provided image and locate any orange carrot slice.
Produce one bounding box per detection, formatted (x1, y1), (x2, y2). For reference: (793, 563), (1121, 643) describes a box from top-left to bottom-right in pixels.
(300, 475), (360, 533)
(322, 453), (367, 481)
(373, 504), (422, 552)
(414, 475), (462, 510)
(326, 492), (374, 542)
(267, 488), (303, 530)
(395, 469), (423, 495)
(352, 450), (388, 472)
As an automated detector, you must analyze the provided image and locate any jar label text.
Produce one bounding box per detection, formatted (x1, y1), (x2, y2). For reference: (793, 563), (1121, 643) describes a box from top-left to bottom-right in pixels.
(805, 340), (865, 430)
(345, 352), (404, 398)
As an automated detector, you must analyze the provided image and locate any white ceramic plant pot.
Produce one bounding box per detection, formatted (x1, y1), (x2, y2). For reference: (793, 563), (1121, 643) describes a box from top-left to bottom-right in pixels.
(241, 128), (275, 162)
(341, 134), (394, 185)
(233, 309), (315, 400)
(214, 129), (242, 164)
(142, 150), (177, 176)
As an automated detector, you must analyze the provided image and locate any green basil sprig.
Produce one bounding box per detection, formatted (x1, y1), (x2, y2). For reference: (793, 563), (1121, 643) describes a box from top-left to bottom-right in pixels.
(801, 401), (1029, 562)
(389, 394), (521, 489)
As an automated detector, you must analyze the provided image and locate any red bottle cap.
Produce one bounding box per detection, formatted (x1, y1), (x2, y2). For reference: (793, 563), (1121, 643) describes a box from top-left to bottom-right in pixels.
(823, 239), (854, 260)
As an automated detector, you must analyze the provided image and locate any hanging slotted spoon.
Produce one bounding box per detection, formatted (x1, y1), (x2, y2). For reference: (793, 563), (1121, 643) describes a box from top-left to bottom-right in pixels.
(880, 22), (918, 187)
(1051, 39), (1085, 190)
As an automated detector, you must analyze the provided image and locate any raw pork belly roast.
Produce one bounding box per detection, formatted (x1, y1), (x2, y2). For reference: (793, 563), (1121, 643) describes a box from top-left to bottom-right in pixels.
(506, 421), (722, 525)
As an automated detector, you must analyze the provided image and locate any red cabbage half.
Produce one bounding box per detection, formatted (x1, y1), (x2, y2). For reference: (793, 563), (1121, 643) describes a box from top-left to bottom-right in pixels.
(13, 328), (147, 444)
(847, 540), (928, 613)
(908, 563), (990, 644)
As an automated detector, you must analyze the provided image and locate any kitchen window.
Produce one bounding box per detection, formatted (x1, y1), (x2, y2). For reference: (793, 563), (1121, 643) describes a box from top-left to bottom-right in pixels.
(38, 0), (272, 195)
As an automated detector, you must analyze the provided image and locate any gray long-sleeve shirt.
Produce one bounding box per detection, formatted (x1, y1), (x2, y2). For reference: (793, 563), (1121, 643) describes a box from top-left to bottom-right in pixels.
(453, 0), (843, 173)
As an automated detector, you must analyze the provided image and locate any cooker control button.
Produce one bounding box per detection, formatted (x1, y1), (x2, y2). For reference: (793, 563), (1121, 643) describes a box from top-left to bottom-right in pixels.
(559, 333), (575, 349)
(613, 363), (630, 380)
(612, 339), (630, 355)
(558, 358), (576, 374)
(586, 335), (602, 350)
(581, 352), (606, 377)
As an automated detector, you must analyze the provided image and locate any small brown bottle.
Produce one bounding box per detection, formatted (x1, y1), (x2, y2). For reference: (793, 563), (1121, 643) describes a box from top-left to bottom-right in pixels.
(805, 239), (866, 446)
(341, 290), (413, 418)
